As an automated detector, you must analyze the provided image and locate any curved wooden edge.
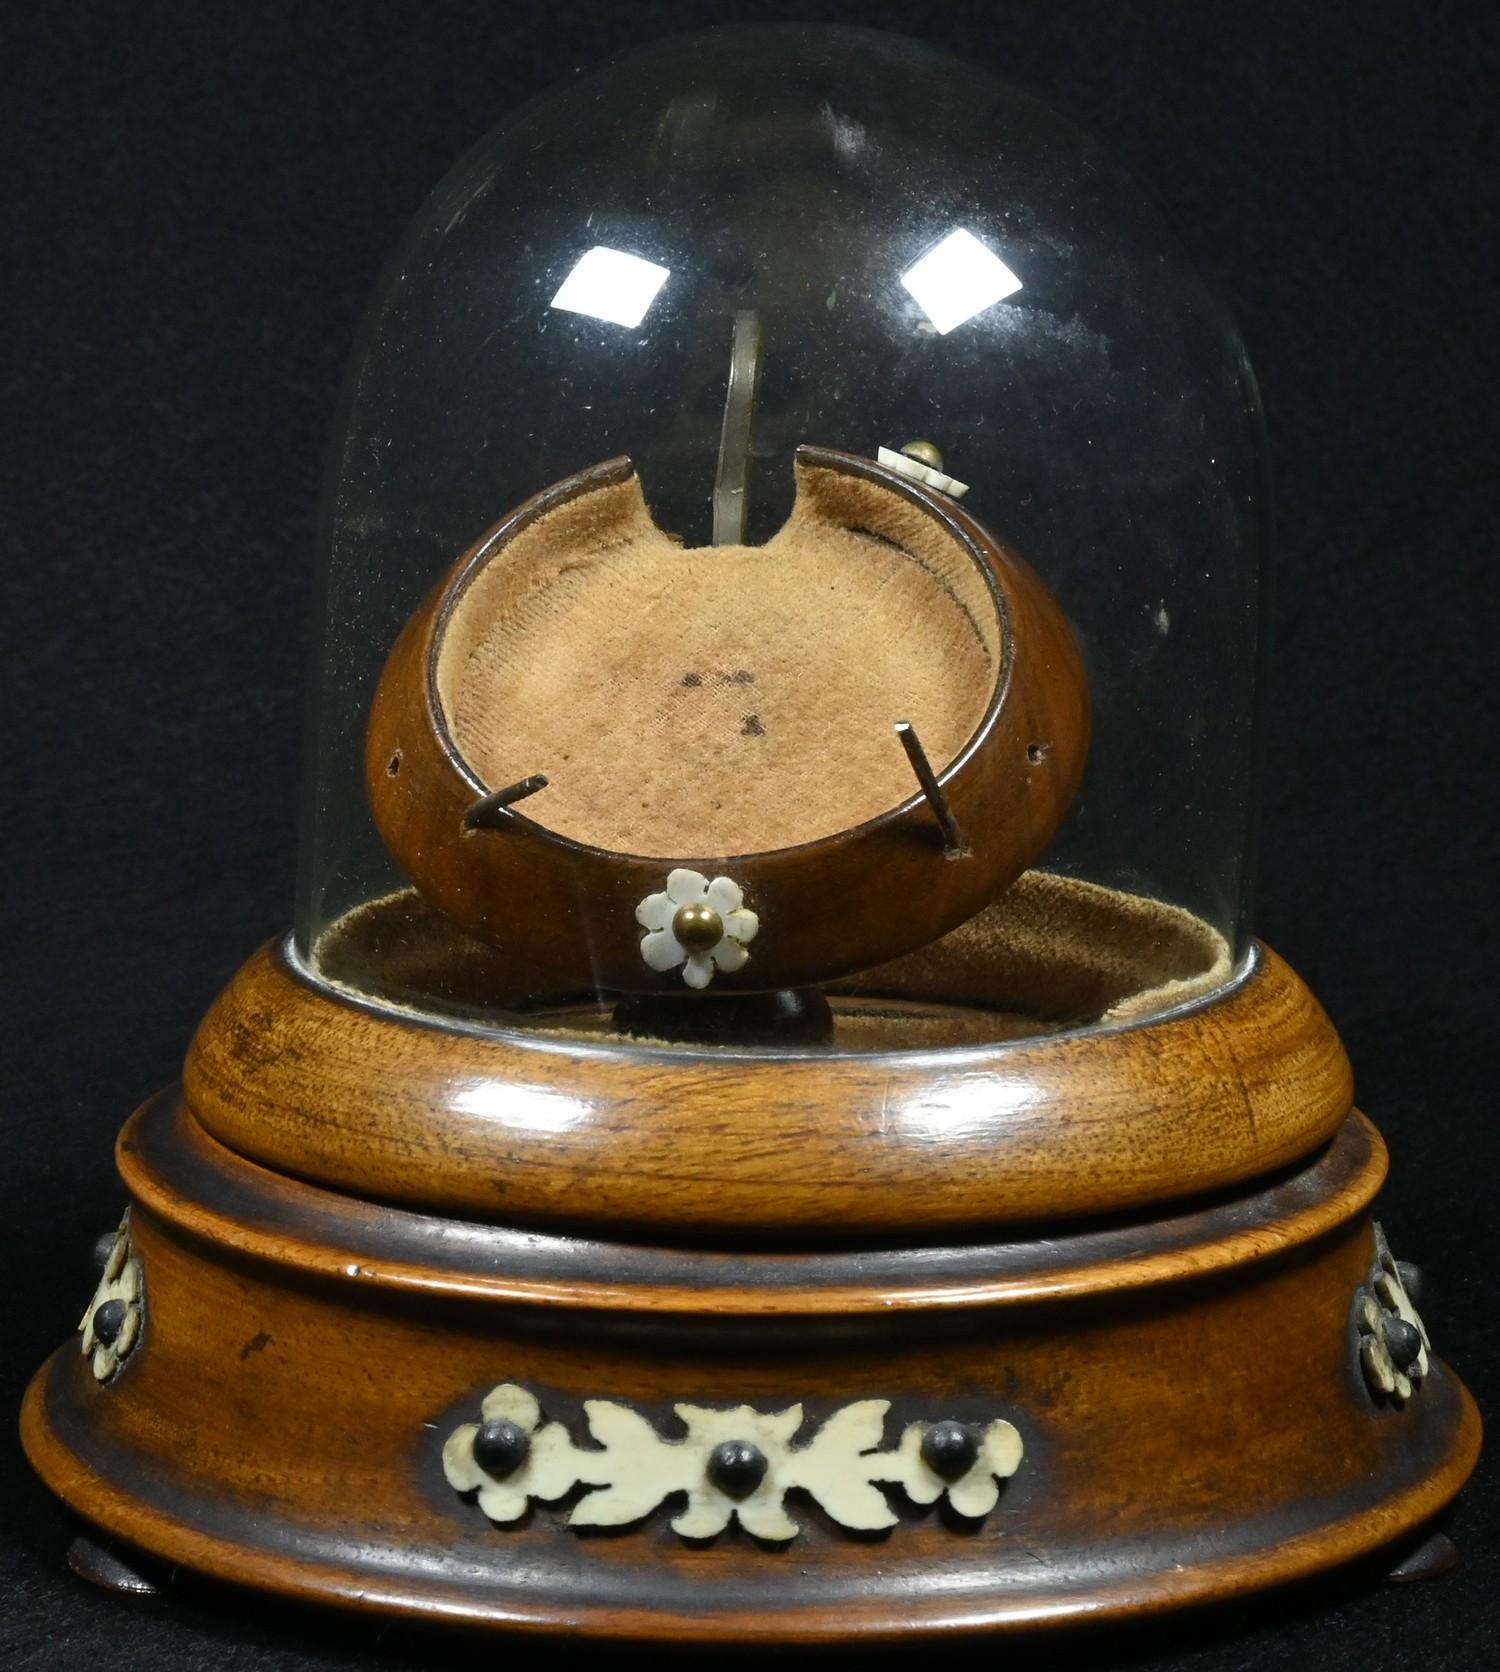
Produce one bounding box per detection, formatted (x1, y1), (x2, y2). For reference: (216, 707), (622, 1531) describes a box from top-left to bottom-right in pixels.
(363, 447), (1089, 993)
(118, 1095), (1385, 1314)
(19, 1356), (1482, 1642)
(183, 934), (1354, 1236)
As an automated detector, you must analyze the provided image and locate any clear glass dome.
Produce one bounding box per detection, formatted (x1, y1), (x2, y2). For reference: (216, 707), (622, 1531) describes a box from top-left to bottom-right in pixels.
(295, 24), (1268, 1050)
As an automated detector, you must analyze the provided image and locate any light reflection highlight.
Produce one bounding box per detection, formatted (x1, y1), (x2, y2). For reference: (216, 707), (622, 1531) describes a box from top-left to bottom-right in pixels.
(550, 245), (671, 328)
(888, 1073), (1041, 1142)
(901, 228), (1022, 335)
(450, 1080), (591, 1135)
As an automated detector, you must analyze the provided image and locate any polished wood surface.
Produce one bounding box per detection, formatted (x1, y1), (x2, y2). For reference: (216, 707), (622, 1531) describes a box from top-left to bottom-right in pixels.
(184, 936), (1352, 1236)
(21, 1099), (1481, 1642)
(123, 1092), (1387, 1313)
(363, 446), (1090, 994)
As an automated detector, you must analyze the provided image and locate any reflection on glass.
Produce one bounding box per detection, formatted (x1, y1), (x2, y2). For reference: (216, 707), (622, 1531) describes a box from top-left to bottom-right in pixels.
(550, 246), (672, 328)
(901, 228), (1022, 335)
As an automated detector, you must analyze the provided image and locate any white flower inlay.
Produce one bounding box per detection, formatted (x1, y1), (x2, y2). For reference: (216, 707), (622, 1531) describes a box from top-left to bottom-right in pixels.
(79, 1215), (143, 1383)
(876, 444), (971, 499)
(636, 868), (759, 989)
(891, 1418), (1025, 1518)
(443, 1385), (1024, 1543)
(1356, 1225), (1431, 1404)
(443, 1383), (608, 1524)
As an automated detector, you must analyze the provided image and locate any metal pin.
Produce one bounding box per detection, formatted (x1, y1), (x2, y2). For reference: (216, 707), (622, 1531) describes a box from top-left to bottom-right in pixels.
(712, 309), (763, 545)
(462, 774), (549, 832)
(895, 723), (966, 857)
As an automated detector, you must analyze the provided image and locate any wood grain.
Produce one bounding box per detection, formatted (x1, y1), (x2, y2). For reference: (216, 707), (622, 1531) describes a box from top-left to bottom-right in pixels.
(184, 937), (1353, 1236)
(120, 1092), (1388, 1313)
(21, 1103), (1481, 1642)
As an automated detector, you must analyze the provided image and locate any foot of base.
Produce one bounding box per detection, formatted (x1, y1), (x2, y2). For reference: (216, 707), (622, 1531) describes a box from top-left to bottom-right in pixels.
(66, 1535), (160, 1597)
(1384, 1528), (1458, 1584)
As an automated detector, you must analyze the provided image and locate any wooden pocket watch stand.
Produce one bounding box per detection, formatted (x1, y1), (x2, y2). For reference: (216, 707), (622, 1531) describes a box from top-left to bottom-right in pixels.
(20, 943), (1471, 1645)
(20, 895), (1480, 1641)
(20, 448), (1478, 1642)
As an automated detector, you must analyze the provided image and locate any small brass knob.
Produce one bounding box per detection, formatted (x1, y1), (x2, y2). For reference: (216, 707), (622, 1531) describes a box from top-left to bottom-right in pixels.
(672, 902), (723, 952)
(900, 439), (945, 471)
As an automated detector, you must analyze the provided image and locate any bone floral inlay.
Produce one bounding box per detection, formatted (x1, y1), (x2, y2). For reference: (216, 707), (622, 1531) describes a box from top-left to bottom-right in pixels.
(636, 869), (759, 989)
(79, 1213), (144, 1383)
(442, 1383), (1023, 1541)
(1355, 1223), (1431, 1404)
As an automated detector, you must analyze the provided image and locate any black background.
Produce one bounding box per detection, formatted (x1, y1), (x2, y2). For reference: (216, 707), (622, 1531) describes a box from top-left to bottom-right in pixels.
(3, 2), (1496, 1668)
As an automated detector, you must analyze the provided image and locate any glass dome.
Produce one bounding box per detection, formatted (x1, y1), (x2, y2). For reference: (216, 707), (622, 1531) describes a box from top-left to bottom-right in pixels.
(295, 24), (1268, 1051)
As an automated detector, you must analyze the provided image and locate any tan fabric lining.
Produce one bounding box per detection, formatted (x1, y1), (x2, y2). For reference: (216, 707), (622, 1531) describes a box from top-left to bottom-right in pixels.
(829, 869), (1233, 1023)
(313, 870), (1233, 1036)
(433, 468), (1001, 858)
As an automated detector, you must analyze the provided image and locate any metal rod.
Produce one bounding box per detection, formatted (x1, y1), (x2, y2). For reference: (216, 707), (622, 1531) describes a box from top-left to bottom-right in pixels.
(894, 723), (966, 857)
(462, 773), (549, 831)
(712, 309), (763, 545)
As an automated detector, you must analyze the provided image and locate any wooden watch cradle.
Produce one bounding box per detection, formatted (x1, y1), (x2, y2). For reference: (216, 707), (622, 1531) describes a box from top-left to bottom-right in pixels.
(21, 893), (1479, 1641)
(363, 446), (1088, 996)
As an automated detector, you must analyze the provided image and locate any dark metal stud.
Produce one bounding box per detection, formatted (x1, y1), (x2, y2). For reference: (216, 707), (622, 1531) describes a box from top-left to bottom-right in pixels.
(921, 1419), (980, 1481)
(1384, 1316), (1424, 1371)
(706, 1439), (768, 1499)
(92, 1232), (118, 1272)
(91, 1298), (128, 1347)
(1396, 1260), (1424, 1303)
(472, 1418), (532, 1478)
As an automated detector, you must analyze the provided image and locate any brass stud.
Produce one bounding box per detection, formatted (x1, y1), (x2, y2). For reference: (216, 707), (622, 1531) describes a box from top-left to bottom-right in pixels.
(900, 439), (945, 471)
(672, 902), (723, 952)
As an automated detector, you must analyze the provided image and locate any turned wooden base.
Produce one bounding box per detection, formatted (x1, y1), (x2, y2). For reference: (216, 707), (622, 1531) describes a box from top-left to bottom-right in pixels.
(21, 1090), (1479, 1641)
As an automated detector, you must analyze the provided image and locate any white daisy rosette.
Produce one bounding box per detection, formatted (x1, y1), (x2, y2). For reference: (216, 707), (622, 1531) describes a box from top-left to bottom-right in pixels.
(891, 1417), (1024, 1519)
(636, 868), (759, 989)
(1357, 1230), (1431, 1403)
(79, 1216), (144, 1383)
